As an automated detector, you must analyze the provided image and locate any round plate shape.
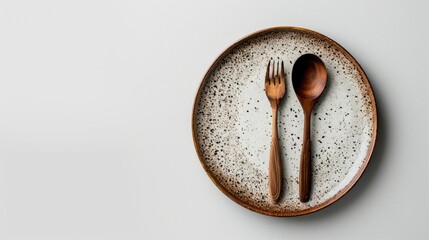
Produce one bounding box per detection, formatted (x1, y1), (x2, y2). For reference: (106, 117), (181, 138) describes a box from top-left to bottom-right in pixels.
(192, 27), (377, 216)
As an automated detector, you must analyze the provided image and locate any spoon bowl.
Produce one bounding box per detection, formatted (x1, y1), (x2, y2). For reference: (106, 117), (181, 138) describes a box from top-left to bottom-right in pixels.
(292, 54), (327, 202)
(292, 54), (327, 101)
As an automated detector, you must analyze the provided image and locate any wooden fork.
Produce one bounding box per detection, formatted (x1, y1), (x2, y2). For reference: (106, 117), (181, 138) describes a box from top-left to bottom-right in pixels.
(265, 60), (286, 203)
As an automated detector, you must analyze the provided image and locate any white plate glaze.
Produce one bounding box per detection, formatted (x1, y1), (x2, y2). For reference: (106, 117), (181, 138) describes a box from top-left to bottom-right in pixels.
(192, 27), (377, 216)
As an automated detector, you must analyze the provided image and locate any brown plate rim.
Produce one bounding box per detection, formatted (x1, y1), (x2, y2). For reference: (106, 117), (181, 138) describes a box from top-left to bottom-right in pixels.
(191, 26), (378, 217)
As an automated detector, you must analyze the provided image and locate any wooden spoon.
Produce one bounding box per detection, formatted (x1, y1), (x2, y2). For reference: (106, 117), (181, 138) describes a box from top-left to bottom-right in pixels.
(292, 54), (327, 202)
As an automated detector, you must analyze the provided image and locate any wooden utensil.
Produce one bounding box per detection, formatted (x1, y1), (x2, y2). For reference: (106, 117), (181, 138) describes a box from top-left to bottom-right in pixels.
(264, 60), (286, 203)
(292, 54), (327, 202)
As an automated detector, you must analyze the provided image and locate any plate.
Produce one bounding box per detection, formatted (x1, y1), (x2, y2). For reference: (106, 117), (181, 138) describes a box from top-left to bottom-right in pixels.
(192, 27), (377, 216)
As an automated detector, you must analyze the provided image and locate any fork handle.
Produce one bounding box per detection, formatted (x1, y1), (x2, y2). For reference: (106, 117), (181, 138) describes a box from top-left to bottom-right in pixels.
(269, 107), (282, 203)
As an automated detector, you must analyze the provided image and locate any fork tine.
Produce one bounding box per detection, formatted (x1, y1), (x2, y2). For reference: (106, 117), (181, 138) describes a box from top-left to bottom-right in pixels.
(271, 60), (275, 85)
(265, 60), (271, 84)
(277, 61), (280, 84)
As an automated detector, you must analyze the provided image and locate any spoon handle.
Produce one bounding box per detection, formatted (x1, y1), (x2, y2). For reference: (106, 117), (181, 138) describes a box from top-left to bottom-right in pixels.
(300, 111), (311, 202)
(269, 107), (282, 203)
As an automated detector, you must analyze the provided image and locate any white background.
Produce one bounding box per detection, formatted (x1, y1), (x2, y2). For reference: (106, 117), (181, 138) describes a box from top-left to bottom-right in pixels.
(0, 0), (428, 239)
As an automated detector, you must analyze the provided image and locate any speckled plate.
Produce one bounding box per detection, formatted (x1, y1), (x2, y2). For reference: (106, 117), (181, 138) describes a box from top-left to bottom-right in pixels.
(192, 27), (377, 216)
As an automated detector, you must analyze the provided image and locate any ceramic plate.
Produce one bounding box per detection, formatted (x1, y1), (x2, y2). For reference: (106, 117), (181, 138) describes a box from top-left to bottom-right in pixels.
(192, 27), (377, 216)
